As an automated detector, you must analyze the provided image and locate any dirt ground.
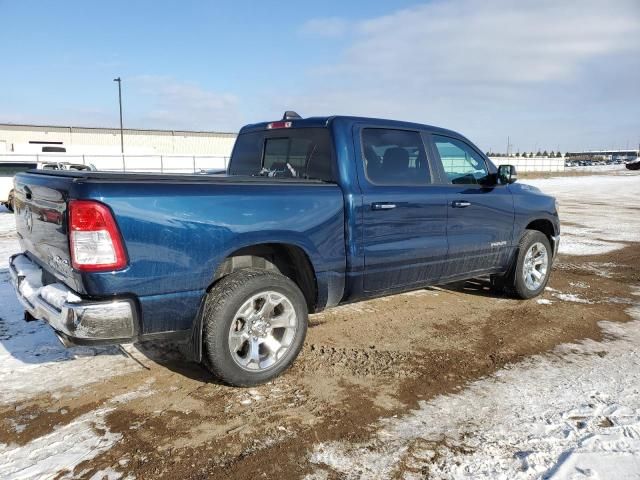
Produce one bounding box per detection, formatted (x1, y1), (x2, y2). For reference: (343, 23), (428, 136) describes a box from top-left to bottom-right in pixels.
(1, 240), (638, 479)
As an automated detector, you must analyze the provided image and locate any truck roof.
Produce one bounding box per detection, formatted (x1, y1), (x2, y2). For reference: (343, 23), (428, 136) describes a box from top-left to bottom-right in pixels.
(239, 115), (462, 138)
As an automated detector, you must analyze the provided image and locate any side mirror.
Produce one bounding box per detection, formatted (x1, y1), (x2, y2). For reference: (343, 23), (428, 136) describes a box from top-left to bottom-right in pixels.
(498, 164), (518, 184)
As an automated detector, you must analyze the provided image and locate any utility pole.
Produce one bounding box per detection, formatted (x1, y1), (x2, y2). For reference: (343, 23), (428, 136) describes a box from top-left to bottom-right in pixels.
(113, 77), (124, 154)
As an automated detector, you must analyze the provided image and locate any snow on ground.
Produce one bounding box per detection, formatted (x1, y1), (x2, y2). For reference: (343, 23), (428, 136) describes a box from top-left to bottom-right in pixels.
(0, 383), (154, 480)
(523, 173), (640, 256)
(0, 405), (122, 479)
(0, 208), (139, 405)
(552, 292), (593, 304)
(308, 310), (640, 479)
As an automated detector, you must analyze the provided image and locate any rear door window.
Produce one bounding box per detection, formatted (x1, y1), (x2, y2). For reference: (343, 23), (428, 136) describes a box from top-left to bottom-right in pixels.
(229, 128), (335, 182)
(362, 128), (432, 185)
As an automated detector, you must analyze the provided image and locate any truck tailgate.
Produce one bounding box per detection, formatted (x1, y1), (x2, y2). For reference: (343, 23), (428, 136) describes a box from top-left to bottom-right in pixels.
(13, 172), (75, 284)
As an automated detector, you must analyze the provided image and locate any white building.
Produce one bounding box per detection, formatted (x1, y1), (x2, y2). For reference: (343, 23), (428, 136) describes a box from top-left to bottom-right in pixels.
(0, 123), (238, 173)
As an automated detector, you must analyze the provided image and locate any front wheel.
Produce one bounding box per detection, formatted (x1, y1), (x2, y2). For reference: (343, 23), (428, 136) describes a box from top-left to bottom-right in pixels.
(493, 230), (552, 299)
(201, 268), (308, 386)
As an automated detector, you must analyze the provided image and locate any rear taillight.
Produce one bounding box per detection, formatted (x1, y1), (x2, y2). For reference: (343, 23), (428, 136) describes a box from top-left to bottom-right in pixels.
(68, 200), (127, 272)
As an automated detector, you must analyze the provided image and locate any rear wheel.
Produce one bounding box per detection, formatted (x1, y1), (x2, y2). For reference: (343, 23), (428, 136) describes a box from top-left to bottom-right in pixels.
(201, 268), (308, 386)
(492, 230), (552, 299)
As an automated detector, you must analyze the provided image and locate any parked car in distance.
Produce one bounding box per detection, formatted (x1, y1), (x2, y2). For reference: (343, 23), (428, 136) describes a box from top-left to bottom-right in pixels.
(1, 162), (36, 211)
(9, 112), (560, 386)
(198, 168), (227, 175)
(626, 158), (640, 170)
(1, 161), (94, 211)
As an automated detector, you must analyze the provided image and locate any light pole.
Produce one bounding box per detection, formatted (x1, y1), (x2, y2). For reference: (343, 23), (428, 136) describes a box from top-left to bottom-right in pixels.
(113, 77), (124, 155)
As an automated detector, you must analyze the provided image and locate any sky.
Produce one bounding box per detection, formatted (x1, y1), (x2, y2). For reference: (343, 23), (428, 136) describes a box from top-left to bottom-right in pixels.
(0, 0), (639, 153)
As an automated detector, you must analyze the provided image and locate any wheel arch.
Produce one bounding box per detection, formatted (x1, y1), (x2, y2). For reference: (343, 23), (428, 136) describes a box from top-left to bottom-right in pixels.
(209, 242), (318, 313)
(525, 218), (557, 254)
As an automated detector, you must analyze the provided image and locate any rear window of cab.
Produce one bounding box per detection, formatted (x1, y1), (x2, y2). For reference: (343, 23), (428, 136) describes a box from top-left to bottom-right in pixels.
(229, 128), (335, 182)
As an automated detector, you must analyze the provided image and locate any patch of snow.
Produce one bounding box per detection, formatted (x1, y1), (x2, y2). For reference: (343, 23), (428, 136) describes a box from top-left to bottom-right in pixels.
(401, 289), (438, 297)
(308, 309), (640, 480)
(0, 406), (121, 479)
(0, 383), (154, 479)
(89, 467), (124, 480)
(556, 261), (619, 279)
(523, 175), (640, 256)
(553, 293), (593, 304)
(558, 235), (624, 256)
(9, 420), (27, 434)
(305, 471), (330, 480)
(537, 298), (552, 305)
(109, 378), (156, 405)
(606, 297), (634, 305)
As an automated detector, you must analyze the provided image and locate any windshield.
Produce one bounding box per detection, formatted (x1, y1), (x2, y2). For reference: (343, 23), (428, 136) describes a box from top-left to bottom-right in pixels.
(229, 127), (335, 182)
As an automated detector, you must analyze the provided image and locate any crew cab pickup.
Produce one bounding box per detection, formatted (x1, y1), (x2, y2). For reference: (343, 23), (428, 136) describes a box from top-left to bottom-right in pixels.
(10, 113), (560, 386)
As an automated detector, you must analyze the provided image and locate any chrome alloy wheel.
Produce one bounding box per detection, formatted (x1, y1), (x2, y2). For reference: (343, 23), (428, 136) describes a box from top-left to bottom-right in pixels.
(228, 291), (298, 371)
(522, 241), (549, 291)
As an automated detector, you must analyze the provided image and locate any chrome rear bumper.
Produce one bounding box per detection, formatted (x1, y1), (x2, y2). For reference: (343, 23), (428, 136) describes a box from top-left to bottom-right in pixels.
(9, 253), (137, 343)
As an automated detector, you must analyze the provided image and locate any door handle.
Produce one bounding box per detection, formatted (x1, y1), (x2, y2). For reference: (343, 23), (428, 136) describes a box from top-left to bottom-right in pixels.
(371, 202), (397, 210)
(451, 200), (471, 208)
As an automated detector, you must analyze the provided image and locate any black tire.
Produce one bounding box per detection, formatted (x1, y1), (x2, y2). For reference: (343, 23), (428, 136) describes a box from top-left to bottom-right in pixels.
(493, 230), (552, 299)
(201, 268), (308, 386)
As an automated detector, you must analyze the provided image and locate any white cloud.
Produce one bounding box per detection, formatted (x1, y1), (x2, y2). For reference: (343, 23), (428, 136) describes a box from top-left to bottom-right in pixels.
(299, 17), (349, 38)
(344, 0), (638, 85)
(130, 75), (242, 131)
(289, 0), (640, 151)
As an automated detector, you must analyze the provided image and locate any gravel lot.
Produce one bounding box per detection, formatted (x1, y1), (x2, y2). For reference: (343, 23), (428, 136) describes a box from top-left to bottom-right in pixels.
(0, 171), (639, 479)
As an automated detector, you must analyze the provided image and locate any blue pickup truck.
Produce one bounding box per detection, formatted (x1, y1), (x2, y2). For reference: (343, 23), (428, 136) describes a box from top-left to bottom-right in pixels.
(10, 113), (559, 386)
